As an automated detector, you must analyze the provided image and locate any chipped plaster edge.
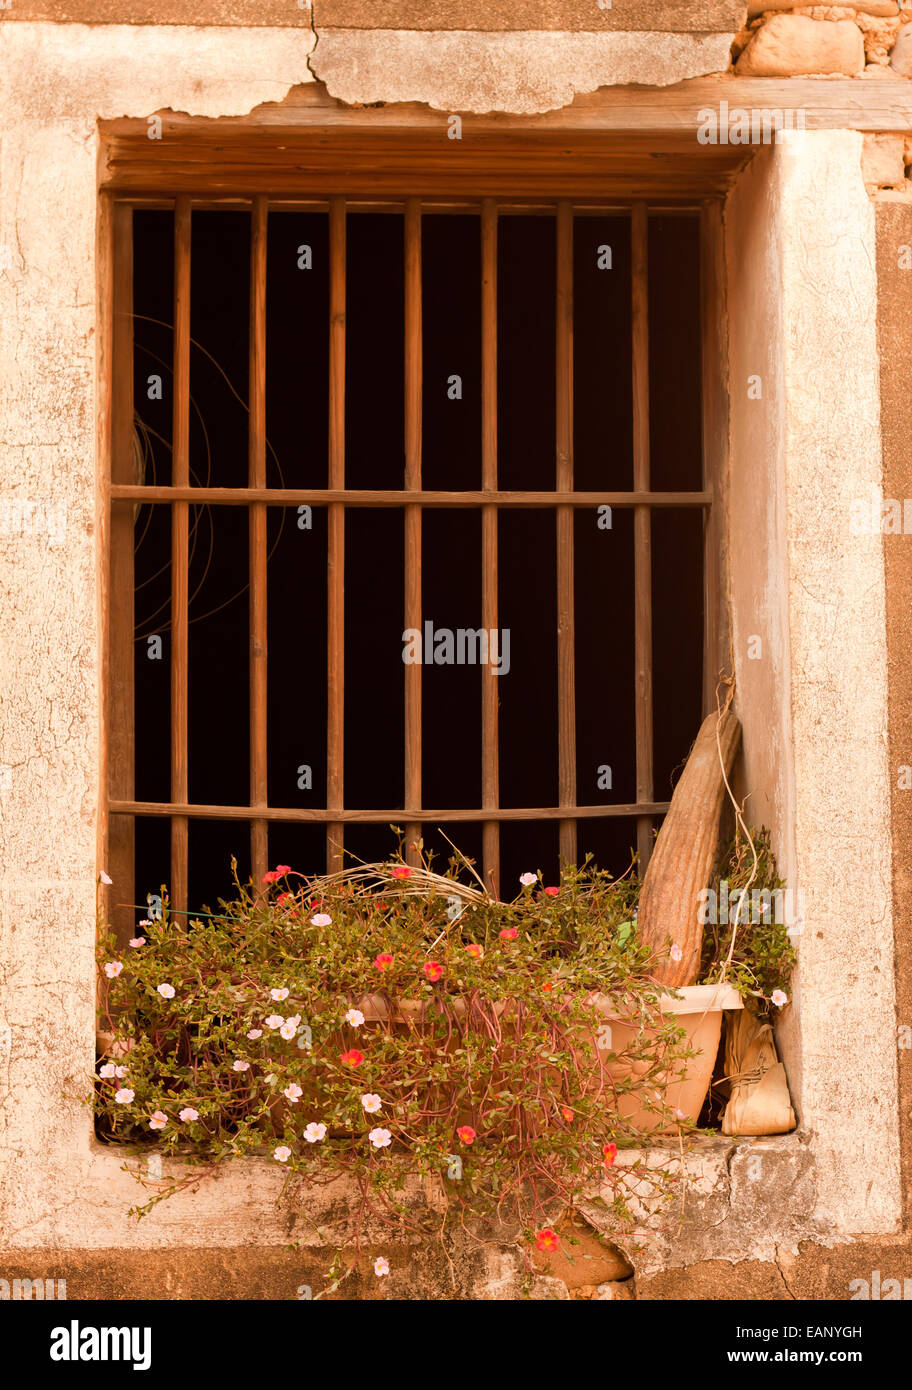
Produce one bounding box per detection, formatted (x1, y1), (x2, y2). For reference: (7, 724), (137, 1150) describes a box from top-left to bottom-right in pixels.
(308, 29), (736, 115)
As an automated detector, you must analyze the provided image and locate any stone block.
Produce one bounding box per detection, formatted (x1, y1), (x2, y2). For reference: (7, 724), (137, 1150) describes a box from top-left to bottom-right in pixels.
(735, 14), (865, 75)
(862, 133), (906, 186)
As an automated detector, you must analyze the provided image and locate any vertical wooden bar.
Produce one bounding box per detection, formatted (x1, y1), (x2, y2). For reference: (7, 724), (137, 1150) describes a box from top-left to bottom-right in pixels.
(700, 200), (727, 718)
(171, 197), (191, 917)
(632, 201), (654, 874)
(481, 200), (500, 897)
(109, 203), (136, 947)
(556, 201), (577, 869)
(404, 199), (423, 867)
(249, 197), (269, 886)
(326, 197), (346, 873)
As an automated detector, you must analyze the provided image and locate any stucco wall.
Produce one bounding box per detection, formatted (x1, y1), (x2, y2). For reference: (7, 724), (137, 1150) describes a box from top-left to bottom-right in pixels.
(727, 131), (901, 1235)
(0, 16), (908, 1293)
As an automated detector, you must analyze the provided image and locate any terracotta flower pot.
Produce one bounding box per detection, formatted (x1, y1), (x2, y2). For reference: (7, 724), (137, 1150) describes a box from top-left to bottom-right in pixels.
(584, 983), (743, 1132)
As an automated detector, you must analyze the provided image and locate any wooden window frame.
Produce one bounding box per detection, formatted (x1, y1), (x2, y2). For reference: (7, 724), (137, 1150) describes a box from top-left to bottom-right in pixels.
(100, 103), (729, 938)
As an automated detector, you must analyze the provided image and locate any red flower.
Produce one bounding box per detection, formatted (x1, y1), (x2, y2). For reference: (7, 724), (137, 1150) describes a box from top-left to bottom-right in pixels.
(262, 871), (279, 884)
(276, 892), (292, 905)
(542, 982), (554, 993)
(456, 1125), (476, 1145)
(340, 1049), (364, 1068)
(391, 866), (412, 880)
(561, 1107), (574, 1123)
(543, 886), (559, 898)
(424, 961), (443, 982)
(374, 953), (394, 972)
(465, 944), (484, 960)
(603, 1142), (618, 1167)
(275, 864), (292, 876)
(499, 928), (518, 941)
(535, 1229), (559, 1253)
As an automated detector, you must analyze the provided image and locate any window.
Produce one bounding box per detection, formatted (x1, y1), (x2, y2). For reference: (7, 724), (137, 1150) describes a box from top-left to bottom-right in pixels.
(106, 184), (714, 940)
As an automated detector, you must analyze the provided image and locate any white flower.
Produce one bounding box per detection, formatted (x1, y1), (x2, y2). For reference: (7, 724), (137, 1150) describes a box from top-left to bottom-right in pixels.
(280, 1022), (297, 1040)
(519, 872), (537, 887)
(374, 1257), (390, 1277)
(274, 1145), (292, 1163)
(345, 1009), (365, 1027)
(670, 943), (683, 963)
(148, 1110), (168, 1131)
(287, 1014), (301, 1028)
(270, 987), (290, 1001)
(311, 913), (332, 927)
(304, 1122), (327, 1143)
(265, 1014), (284, 1029)
(361, 1093), (382, 1114)
(232, 1060), (250, 1072)
(179, 1107), (199, 1122)
(368, 1127), (392, 1150)
(104, 961), (123, 979)
(128, 937), (145, 948)
(137, 919), (152, 928)
(99, 1063), (116, 1078)
(771, 989), (789, 1008)
(114, 1088), (134, 1104)
(247, 1028), (263, 1040)
(156, 983), (175, 999)
(99, 870), (113, 886)
(284, 1083), (303, 1103)
(115, 1065), (128, 1078)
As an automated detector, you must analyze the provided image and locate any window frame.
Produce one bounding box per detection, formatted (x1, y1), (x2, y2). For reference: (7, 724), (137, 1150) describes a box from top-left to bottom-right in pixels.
(101, 108), (730, 941)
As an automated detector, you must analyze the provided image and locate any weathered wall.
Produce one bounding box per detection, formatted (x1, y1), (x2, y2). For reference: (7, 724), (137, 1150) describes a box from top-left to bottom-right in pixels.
(0, 12), (910, 1295)
(726, 131), (901, 1235)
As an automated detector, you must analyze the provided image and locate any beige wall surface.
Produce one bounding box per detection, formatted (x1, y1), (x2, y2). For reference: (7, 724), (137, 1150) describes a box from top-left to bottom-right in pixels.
(727, 132), (901, 1235)
(0, 0), (747, 30)
(0, 18), (908, 1288)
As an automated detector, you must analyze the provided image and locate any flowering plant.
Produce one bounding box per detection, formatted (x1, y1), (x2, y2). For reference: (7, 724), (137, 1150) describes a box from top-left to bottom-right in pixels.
(94, 848), (696, 1246)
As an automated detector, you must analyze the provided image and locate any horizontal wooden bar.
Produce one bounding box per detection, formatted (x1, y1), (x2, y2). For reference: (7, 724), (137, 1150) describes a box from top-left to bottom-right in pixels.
(111, 485), (710, 508)
(110, 800), (671, 824)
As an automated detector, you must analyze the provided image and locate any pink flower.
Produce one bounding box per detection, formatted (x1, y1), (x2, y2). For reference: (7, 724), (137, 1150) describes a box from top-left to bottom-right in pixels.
(179, 1107), (199, 1123)
(99, 1063), (116, 1078)
(456, 1126), (476, 1145)
(423, 961), (443, 983)
(270, 988), (290, 1001)
(465, 944), (484, 960)
(771, 990), (789, 1008)
(361, 1093), (382, 1114)
(374, 1257), (390, 1277)
(670, 943), (683, 963)
(279, 1023), (298, 1040)
(499, 928), (518, 941)
(115, 1065), (128, 1078)
(265, 1014), (285, 1029)
(304, 1122), (327, 1143)
(104, 961), (123, 979)
(128, 937), (145, 948)
(374, 953), (394, 972)
(148, 1110), (168, 1130)
(99, 870), (113, 886)
(114, 1088), (134, 1104)
(274, 1145), (292, 1163)
(275, 864), (292, 876)
(391, 866), (412, 880)
(519, 873), (537, 887)
(369, 1127), (392, 1149)
(156, 983), (175, 999)
(311, 912), (332, 927)
(232, 1060), (250, 1072)
(284, 1083), (303, 1103)
(247, 1028), (263, 1040)
(543, 886), (559, 898)
(341, 1049), (364, 1068)
(262, 871), (279, 884)
(345, 1009), (365, 1027)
